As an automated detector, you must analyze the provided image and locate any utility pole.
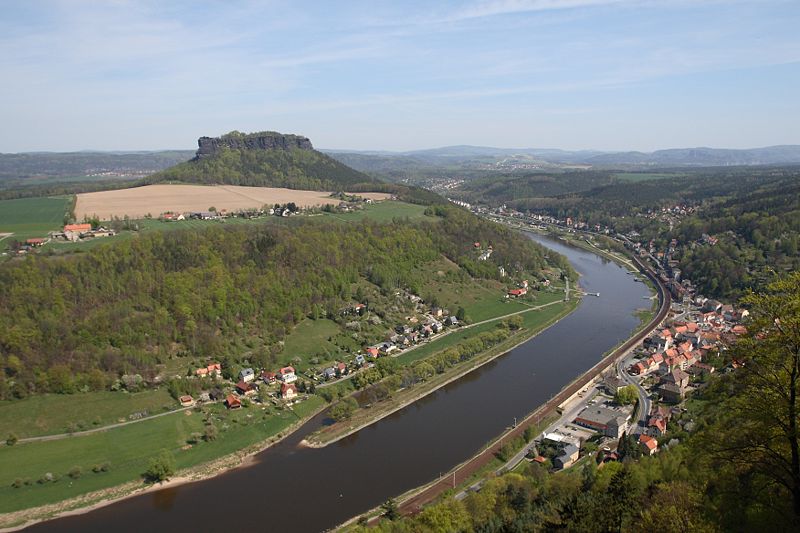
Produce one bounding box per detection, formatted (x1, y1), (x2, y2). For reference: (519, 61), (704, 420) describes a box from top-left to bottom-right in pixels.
(453, 472), (456, 488)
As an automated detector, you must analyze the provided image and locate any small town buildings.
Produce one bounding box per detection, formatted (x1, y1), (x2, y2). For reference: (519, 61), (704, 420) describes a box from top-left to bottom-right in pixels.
(366, 346), (380, 358)
(355, 354), (366, 366)
(278, 366), (297, 383)
(661, 368), (690, 389)
(659, 382), (686, 403)
(239, 368), (255, 383)
(323, 367), (336, 380)
(26, 238), (45, 247)
(639, 434), (658, 455)
(179, 395), (195, 407)
(574, 406), (630, 438)
(508, 288), (527, 297)
(236, 381), (255, 395)
(444, 316), (459, 327)
(554, 443), (580, 469)
(261, 371), (277, 384)
(281, 383), (298, 400)
(225, 394), (242, 409)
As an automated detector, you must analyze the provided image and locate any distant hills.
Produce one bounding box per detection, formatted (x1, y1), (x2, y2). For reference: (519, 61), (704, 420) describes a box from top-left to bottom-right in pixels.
(145, 131), (383, 191)
(327, 144), (800, 169)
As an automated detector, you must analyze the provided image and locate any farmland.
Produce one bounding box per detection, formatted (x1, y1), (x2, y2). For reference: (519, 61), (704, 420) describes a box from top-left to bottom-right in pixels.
(75, 184), (390, 220)
(0, 196), (70, 244)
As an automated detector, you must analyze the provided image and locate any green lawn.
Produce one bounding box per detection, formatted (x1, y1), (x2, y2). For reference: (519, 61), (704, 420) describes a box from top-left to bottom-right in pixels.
(320, 201), (429, 222)
(0, 396), (324, 513)
(0, 196), (70, 244)
(0, 390), (176, 439)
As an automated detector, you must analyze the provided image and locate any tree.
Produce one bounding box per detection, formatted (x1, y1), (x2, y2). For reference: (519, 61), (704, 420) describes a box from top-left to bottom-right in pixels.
(613, 385), (638, 406)
(329, 397), (358, 422)
(203, 424), (218, 442)
(6, 433), (18, 446)
(712, 272), (800, 524)
(456, 306), (467, 322)
(381, 498), (399, 520)
(144, 450), (175, 483)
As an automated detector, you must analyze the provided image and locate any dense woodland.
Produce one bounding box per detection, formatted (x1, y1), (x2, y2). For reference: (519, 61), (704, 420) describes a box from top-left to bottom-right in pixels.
(0, 206), (570, 400)
(456, 166), (800, 300)
(146, 146), (381, 191)
(356, 273), (800, 533)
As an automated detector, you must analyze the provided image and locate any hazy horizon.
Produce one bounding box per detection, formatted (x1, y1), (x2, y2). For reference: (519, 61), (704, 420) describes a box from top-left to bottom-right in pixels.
(2, 0), (799, 152)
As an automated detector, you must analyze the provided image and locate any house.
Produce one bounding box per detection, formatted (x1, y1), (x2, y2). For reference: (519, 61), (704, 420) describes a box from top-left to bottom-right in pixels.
(225, 394), (242, 409)
(64, 223), (91, 233)
(574, 406), (630, 438)
(179, 395), (195, 407)
(659, 382), (685, 403)
(604, 376), (627, 395)
(431, 307), (444, 318)
(430, 321), (443, 334)
(195, 367), (209, 377)
(322, 367), (336, 380)
(630, 362), (647, 375)
(337, 362), (347, 374)
(639, 434), (658, 455)
(662, 368), (690, 389)
(236, 381), (255, 395)
(261, 371), (277, 383)
(444, 316), (459, 327)
(554, 443), (580, 469)
(379, 342), (398, 355)
(63, 223), (92, 241)
(366, 347), (380, 358)
(239, 368), (255, 383)
(278, 366), (297, 383)
(26, 238), (45, 247)
(648, 416), (668, 436)
(355, 354), (366, 366)
(281, 383), (298, 400)
(508, 288), (527, 297)
(207, 363), (222, 376)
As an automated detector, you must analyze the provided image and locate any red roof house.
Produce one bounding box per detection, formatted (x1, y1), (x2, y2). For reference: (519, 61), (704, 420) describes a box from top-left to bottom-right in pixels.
(225, 394), (241, 409)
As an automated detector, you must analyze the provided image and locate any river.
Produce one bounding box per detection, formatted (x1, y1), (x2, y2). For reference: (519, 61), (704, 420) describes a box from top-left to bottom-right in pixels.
(29, 234), (651, 532)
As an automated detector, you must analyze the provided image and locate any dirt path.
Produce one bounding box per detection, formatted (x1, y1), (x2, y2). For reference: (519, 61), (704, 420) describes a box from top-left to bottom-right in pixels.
(6, 404), (199, 445)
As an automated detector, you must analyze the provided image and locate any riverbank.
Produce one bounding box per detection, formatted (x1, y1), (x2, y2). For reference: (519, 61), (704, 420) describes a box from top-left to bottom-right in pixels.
(0, 399), (328, 532)
(303, 297), (579, 448)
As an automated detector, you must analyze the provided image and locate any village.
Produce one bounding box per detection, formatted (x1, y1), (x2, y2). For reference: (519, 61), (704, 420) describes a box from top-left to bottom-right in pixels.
(462, 201), (750, 475)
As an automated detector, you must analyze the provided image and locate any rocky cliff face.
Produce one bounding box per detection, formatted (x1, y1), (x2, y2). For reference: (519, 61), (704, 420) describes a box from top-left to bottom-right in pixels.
(195, 131), (314, 159)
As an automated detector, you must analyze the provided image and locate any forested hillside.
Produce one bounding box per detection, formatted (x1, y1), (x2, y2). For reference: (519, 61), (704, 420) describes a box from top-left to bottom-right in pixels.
(672, 176), (800, 299)
(460, 166), (800, 300)
(146, 131), (381, 191)
(0, 207), (569, 399)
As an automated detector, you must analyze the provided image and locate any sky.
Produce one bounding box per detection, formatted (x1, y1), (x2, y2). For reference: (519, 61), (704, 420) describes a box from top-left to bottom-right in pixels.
(1, 0), (799, 152)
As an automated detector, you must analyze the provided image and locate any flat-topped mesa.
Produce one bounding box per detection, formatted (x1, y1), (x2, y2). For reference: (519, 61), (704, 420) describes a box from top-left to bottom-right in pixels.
(195, 131), (314, 159)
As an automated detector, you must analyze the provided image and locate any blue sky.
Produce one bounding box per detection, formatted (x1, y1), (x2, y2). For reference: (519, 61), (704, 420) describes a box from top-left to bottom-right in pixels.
(1, 0), (799, 152)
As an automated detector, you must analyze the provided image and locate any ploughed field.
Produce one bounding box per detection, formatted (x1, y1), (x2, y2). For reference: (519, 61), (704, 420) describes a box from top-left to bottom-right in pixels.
(75, 184), (391, 220)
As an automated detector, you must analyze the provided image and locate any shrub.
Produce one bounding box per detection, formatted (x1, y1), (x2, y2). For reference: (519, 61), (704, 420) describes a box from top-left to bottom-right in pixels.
(68, 466), (82, 479)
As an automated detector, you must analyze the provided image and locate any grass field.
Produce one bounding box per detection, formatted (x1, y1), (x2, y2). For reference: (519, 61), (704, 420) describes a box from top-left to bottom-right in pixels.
(320, 201), (428, 222)
(0, 390), (176, 439)
(0, 396), (324, 514)
(0, 196), (69, 244)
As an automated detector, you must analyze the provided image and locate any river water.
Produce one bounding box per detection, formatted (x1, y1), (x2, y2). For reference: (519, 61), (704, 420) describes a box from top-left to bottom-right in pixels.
(30, 234), (650, 532)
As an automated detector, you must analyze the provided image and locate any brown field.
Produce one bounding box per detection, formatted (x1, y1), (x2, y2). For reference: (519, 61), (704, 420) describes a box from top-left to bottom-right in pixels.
(76, 185), (391, 220)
